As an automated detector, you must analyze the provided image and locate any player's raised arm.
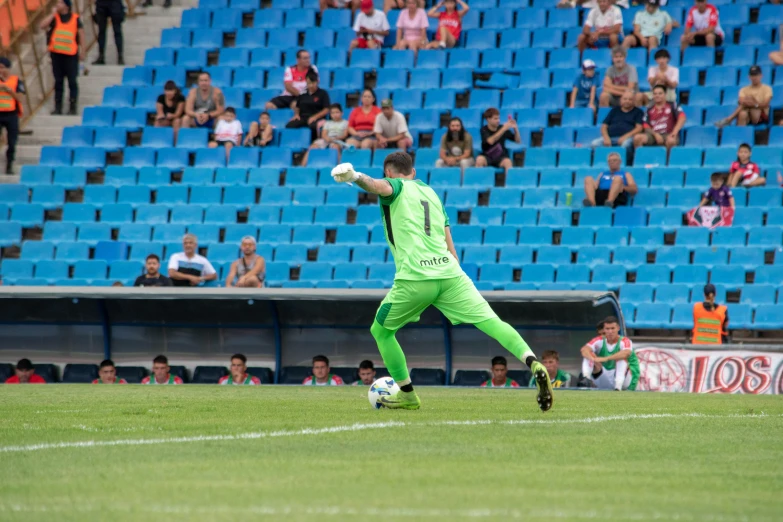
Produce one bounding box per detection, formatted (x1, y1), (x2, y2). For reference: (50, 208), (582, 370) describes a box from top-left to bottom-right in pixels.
(444, 226), (459, 264)
(331, 163), (393, 197)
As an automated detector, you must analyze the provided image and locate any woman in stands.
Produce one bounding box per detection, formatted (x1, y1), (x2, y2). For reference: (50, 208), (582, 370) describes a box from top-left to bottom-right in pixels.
(393, 0), (429, 54)
(425, 0), (468, 50)
(345, 88), (381, 150)
(155, 80), (185, 142)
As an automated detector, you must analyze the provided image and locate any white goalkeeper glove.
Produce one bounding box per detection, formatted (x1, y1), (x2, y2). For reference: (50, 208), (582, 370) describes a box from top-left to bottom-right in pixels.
(331, 162), (362, 185)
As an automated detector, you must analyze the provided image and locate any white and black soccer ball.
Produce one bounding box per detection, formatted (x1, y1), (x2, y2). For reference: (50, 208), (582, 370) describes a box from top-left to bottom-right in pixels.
(368, 377), (400, 409)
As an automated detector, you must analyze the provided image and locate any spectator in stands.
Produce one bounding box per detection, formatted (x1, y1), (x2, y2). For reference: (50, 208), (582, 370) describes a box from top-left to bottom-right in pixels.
(134, 253), (173, 287)
(141, 355), (183, 385)
(583, 151), (638, 207)
(434, 117), (475, 171)
(285, 71), (330, 141)
(384, 0), (422, 13)
(92, 359), (127, 384)
(728, 144), (766, 188)
(320, 0), (359, 14)
(182, 72), (225, 130)
(580, 316), (637, 391)
(345, 88), (381, 149)
(769, 28), (783, 65)
(699, 172), (734, 207)
(475, 108), (520, 173)
(480, 356), (520, 388)
(40, 0), (85, 116)
(354, 360), (377, 386)
(92, 0), (125, 65)
(303, 103), (349, 166)
(592, 90), (644, 158)
(0, 57), (23, 174)
(155, 81), (185, 139)
(4, 358), (46, 384)
(225, 236), (265, 288)
(680, 0), (723, 51)
(692, 283), (728, 344)
(167, 234), (218, 287)
(599, 47), (643, 108)
(265, 50), (317, 110)
(393, 0), (429, 54)
(633, 85), (685, 150)
(528, 350), (571, 388)
(243, 112), (274, 147)
(425, 0), (468, 50)
(349, 0), (390, 52)
(577, 0), (624, 53)
(569, 59), (598, 112)
(715, 66), (772, 128)
(622, 0), (672, 52)
(374, 99), (413, 151)
(209, 107), (243, 161)
(303, 355), (345, 385)
(219, 354), (261, 385)
(643, 49), (679, 104)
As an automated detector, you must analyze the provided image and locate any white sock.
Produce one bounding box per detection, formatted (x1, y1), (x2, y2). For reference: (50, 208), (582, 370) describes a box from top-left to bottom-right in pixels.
(614, 360), (628, 390)
(582, 358), (594, 379)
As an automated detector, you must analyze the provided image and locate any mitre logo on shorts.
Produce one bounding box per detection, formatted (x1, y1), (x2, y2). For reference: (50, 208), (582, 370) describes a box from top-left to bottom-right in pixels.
(419, 256), (451, 267)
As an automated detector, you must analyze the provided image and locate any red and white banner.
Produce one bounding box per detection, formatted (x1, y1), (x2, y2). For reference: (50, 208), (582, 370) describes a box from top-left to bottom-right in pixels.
(685, 206), (734, 228)
(636, 346), (783, 394)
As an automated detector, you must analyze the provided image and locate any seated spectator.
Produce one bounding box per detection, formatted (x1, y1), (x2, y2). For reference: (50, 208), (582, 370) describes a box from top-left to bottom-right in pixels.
(480, 356), (520, 388)
(209, 107), (243, 161)
(384, 0), (422, 13)
(770, 28), (783, 65)
(181, 72), (225, 129)
(425, 0), (468, 50)
(475, 108), (520, 173)
(167, 234), (218, 287)
(303, 103), (349, 166)
(303, 355), (345, 385)
(583, 151), (639, 207)
(155, 81), (185, 138)
(643, 49), (679, 104)
(569, 59), (599, 111)
(700, 172), (735, 208)
(353, 359), (377, 386)
(599, 47), (643, 108)
(680, 0), (723, 50)
(715, 66), (772, 128)
(528, 350), (571, 389)
(286, 71), (330, 141)
(134, 254), (173, 287)
(728, 143), (766, 188)
(4, 358), (46, 384)
(622, 0), (672, 52)
(345, 88), (381, 149)
(580, 316), (638, 391)
(219, 353), (261, 385)
(320, 0), (358, 14)
(577, 0), (624, 53)
(225, 235), (265, 288)
(393, 0), (428, 53)
(92, 359), (127, 384)
(243, 112), (275, 147)
(374, 99), (413, 151)
(692, 284), (728, 345)
(559, 0), (630, 8)
(349, 0), (390, 52)
(141, 355), (183, 385)
(633, 85), (685, 150)
(265, 50), (317, 110)
(592, 90), (644, 157)
(434, 117), (475, 171)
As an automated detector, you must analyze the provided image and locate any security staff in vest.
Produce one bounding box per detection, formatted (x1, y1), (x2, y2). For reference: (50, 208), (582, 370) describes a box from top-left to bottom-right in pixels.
(692, 283), (729, 345)
(0, 57), (24, 175)
(40, 0), (85, 115)
(92, 0), (124, 65)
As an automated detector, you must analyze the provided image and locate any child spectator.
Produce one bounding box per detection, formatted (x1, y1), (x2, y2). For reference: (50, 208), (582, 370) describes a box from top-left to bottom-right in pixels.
(425, 0), (469, 50)
(728, 143), (766, 188)
(700, 173), (735, 208)
(302, 104), (349, 166)
(209, 107), (242, 161)
(243, 111), (274, 147)
(569, 59), (599, 111)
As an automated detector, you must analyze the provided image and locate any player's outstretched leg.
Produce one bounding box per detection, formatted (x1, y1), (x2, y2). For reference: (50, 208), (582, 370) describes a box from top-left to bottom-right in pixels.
(475, 318), (554, 412)
(370, 321), (421, 410)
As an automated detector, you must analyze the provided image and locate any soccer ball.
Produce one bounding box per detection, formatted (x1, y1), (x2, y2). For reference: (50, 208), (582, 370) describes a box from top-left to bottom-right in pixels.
(368, 377), (400, 409)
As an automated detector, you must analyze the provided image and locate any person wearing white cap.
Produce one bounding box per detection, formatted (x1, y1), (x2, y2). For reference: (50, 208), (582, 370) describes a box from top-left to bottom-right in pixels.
(569, 59), (599, 112)
(225, 236), (265, 288)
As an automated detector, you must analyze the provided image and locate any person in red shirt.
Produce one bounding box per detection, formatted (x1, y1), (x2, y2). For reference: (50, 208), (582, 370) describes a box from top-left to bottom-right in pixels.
(218, 353), (261, 385)
(5, 358), (46, 384)
(345, 88), (381, 150)
(92, 359), (128, 384)
(141, 355), (183, 385)
(633, 85), (686, 150)
(728, 143), (766, 188)
(425, 0), (468, 50)
(680, 0), (723, 51)
(480, 356), (520, 388)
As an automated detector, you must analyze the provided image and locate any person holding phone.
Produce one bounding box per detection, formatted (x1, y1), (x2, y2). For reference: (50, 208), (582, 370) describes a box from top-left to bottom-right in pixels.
(475, 108), (520, 173)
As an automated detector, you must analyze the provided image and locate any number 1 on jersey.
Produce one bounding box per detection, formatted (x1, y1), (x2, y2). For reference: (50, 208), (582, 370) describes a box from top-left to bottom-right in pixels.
(420, 200), (431, 236)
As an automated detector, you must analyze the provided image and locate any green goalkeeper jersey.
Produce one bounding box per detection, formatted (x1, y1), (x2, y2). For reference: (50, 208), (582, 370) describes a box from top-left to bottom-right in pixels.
(379, 178), (463, 281)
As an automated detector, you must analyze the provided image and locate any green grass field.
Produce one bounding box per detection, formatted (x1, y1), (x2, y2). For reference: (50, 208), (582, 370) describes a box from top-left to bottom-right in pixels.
(1, 386), (781, 522)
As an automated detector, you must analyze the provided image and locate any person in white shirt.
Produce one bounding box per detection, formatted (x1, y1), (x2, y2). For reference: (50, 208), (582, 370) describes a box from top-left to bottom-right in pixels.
(265, 50), (318, 110)
(577, 0), (624, 53)
(680, 0), (723, 50)
(208, 107), (242, 161)
(374, 99), (413, 150)
(349, 0), (390, 52)
(642, 48), (679, 104)
(167, 234), (218, 287)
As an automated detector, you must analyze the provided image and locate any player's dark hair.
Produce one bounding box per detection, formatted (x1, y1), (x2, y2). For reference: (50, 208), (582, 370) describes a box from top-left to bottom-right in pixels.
(483, 107), (499, 120)
(541, 350), (559, 361)
(491, 356), (508, 367)
(596, 320), (605, 333)
(738, 143), (751, 153)
(305, 70), (319, 83)
(313, 355), (329, 366)
(359, 360), (374, 370)
(231, 353), (247, 364)
(225, 106), (236, 115)
(16, 358), (34, 370)
(163, 80), (181, 98)
(603, 316), (620, 327)
(448, 117), (465, 142)
(153, 355), (169, 365)
(145, 253), (160, 262)
(653, 84), (667, 93)
(99, 359), (116, 369)
(653, 49), (670, 61)
(260, 111), (270, 119)
(383, 152), (414, 176)
(362, 88), (377, 106)
(329, 103), (343, 112)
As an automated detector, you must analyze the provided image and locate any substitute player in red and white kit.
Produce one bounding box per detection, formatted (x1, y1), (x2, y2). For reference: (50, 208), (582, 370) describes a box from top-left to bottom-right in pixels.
(92, 359), (127, 384)
(681, 0), (723, 50)
(141, 355), (183, 385)
(728, 143), (766, 188)
(352, 359), (377, 386)
(580, 317), (640, 391)
(218, 353), (261, 385)
(265, 50), (318, 110)
(634, 85), (686, 150)
(302, 355), (345, 385)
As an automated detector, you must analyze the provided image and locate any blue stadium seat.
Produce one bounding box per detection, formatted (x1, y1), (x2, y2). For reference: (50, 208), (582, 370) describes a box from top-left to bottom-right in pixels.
(481, 225), (516, 246)
(43, 222), (77, 243)
(10, 204), (44, 227)
(741, 285), (777, 306)
(747, 188), (782, 207)
(281, 206), (315, 224)
(214, 168), (248, 186)
(672, 265), (708, 284)
(538, 208), (571, 228)
(223, 185), (255, 207)
(729, 246), (763, 268)
(710, 265), (746, 289)
(711, 227), (746, 247)
(537, 245), (570, 265)
(753, 306), (783, 329)
(561, 228), (594, 246)
(160, 28), (191, 48)
(204, 207), (238, 224)
(614, 207), (647, 228)
(336, 225), (370, 245)
(62, 203), (97, 223)
(121, 67), (153, 87)
(534, 89), (564, 110)
(141, 127), (174, 149)
(620, 283), (655, 305)
(670, 304), (694, 329)
(675, 227), (709, 246)
(83, 185), (117, 207)
(20, 240), (55, 261)
(154, 223), (188, 240)
(748, 227), (782, 247)
(31, 186), (65, 209)
(692, 246), (729, 267)
(556, 265), (590, 284)
(503, 208), (538, 226)
(595, 226), (628, 247)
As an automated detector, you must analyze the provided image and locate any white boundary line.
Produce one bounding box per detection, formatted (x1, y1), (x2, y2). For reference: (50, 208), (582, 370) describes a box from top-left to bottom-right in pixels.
(0, 413), (773, 454)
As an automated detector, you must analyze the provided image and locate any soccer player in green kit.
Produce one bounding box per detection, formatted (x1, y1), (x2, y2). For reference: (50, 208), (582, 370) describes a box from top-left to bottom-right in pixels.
(330, 152), (554, 411)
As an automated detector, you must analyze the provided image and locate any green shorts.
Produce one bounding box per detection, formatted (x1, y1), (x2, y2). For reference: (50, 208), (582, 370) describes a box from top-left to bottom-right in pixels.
(374, 275), (498, 331)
